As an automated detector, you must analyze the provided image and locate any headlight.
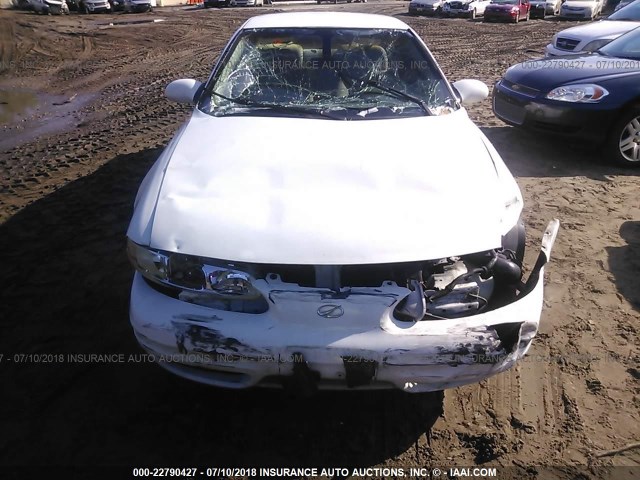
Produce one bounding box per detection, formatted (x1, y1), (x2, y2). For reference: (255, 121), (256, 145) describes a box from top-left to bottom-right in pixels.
(127, 240), (169, 283)
(582, 39), (612, 52)
(545, 84), (609, 103)
(127, 239), (268, 313)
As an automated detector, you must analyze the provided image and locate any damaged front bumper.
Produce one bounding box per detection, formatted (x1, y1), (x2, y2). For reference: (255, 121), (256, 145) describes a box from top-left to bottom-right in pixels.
(130, 220), (559, 393)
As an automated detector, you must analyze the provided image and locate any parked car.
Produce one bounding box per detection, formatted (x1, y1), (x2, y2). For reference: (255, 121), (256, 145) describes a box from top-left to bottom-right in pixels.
(444, 0), (491, 18)
(529, 0), (562, 17)
(109, 0), (124, 10)
(126, 12), (559, 393)
(546, 0), (640, 55)
(229, 0), (264, 5)
(409, 0), (446, 15)
(28, 0), (69, 13)
(615, 0), (634, 11)
(204, 0), (228, 7)
(15, 0), (33, 9)
(493, 26), (640, 166)
(123, 0), (154, 12)
(559, 0), (603, 19)
(484, 0), (530, 21)
(78, 0), (111, 12)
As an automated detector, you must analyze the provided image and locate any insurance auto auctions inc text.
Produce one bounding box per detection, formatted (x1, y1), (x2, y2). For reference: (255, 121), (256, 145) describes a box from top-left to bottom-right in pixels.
(241, 467), (498, 477)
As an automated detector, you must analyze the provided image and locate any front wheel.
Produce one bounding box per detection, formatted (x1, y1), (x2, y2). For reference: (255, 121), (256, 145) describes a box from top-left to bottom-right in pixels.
(606, 108), (640, 167)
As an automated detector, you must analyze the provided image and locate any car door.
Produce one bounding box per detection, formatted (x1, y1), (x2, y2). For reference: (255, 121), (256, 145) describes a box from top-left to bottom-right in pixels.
(477, 0), (490, 14)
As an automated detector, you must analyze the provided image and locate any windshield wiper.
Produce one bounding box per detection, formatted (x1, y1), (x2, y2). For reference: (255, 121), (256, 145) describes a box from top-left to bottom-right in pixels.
(358, 80), (433, 116)
(210, 90), (341, 119)
(336, 70), (432, 116)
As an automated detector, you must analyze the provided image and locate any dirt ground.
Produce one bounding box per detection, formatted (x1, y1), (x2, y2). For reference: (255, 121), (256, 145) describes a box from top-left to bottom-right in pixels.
(1, 2), (639, 477)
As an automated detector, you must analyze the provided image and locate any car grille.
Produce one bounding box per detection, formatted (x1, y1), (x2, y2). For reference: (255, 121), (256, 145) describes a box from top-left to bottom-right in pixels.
(493, 94), (526, 126)
(500, 79), (539, 98)
(555, 37), (580, 51)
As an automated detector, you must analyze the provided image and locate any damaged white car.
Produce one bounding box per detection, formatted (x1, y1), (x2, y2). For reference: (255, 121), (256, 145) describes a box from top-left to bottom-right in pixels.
(127, 12), (559, 393)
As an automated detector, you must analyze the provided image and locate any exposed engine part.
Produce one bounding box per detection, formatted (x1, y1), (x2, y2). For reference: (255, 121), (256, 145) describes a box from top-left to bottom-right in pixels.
(424, 259), (494, 319)
(394, 249), (524, 321)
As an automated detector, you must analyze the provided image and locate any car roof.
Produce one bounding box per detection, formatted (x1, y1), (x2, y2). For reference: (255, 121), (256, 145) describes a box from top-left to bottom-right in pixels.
(241, 12), (411, 30)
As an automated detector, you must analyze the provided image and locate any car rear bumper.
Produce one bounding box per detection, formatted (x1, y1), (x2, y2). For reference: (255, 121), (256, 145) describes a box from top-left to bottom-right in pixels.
(492, 82), (614, 144)
(130, 222), (559, 393)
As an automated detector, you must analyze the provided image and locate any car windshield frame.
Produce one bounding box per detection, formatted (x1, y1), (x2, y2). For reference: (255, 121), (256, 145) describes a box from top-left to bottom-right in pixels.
(196, 27), (460, 120)
(598, 25), (640, 59)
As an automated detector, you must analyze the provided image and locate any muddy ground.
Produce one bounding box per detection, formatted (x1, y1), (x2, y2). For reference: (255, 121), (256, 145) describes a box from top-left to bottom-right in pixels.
(0, 2), (639, 477)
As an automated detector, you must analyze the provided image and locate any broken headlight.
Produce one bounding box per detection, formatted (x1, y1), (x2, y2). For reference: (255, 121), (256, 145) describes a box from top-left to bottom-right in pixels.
(127, 239), (268, 313)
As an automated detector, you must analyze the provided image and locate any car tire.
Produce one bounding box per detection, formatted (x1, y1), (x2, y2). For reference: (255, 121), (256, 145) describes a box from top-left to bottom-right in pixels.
(606, 107), (640, 167)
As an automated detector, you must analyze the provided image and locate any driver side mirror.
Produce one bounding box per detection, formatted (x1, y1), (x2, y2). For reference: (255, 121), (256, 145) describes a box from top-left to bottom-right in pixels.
(452, 79), (489, 106)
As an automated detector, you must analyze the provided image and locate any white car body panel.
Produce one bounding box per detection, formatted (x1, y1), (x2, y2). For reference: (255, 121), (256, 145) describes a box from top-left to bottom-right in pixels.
(128, 109), (520, 265)
(545, 19), (640, 56)
(445, 0), (491, 16)
(127, 12), (557, 393)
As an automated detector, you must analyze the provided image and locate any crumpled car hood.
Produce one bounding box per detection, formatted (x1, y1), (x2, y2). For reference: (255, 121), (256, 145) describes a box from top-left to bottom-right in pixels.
(137, 109), (519, 265)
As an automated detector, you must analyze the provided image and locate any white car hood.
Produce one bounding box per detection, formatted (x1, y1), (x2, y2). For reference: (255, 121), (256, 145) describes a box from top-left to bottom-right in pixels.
(554, 20), (640, 41)
(135, 109), (519, 265)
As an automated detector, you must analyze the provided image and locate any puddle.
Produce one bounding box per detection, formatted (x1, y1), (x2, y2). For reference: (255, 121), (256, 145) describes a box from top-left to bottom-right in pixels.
(0, 90), (39, 125)
(0, 89), (98, 152)
(95, 18), (165, 28)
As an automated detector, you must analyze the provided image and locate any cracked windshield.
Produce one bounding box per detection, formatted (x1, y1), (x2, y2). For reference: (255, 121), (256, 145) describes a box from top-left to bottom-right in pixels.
(198, 28), (458, 120)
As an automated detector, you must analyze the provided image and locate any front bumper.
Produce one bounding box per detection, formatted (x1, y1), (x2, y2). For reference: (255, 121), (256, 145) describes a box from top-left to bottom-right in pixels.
(130, 222), (559, 393)
(128, 2), (151, 10)
(447, 8), (472, 16)
(492, 81), (615, 144)
(86, 3), (110, 10)
(484, 10), (518, 21)
(530, 4), (552, 16)
(409, 5), (440, 14)
(559, 8), (593, 19)
(544, 43), (584, 57)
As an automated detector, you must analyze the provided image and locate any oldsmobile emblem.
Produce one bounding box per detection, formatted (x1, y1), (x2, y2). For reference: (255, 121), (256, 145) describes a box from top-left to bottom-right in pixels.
(317, 304), (344, 318)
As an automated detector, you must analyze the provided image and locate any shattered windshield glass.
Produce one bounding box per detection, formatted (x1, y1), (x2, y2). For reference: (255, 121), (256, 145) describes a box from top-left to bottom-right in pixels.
(198, 28), (458, 120)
